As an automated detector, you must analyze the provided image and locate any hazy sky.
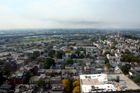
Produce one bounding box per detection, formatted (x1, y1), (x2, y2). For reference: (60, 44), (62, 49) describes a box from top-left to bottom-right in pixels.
(0, 0), (140, 29)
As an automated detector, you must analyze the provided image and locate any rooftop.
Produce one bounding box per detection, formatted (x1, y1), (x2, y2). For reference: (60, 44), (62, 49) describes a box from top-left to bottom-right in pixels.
(80, 74), (140, 93)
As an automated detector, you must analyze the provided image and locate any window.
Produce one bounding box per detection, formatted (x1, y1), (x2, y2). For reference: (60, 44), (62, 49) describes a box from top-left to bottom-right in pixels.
(46, 84), (48, 87)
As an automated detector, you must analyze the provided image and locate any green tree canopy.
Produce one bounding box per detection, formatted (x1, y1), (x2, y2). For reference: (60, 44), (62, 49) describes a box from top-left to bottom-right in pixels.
(106, 63), (112, 68)
(104, 51), (110, 56)
(46, 72), (55, 77)
(101, 35), (107, 40)
(29, 72), (34, 77)
(110, 46), (116, 50)
(56, 51), (63, 59)
(78, 54), (84, 58)
(30, 55), (37, 61)
(75, 47), (84, 56)
(35, 79), (45, 86)
(120, 65), (129, 74)
(70, 54), (77, 59)
(133, 77), (140, 83)
(104, 56), (109, 64)
(41, 58), (55, 69)
(48, 50), (55, 57)
(65, 59), (74, 65)
(99, 49), (103, 54)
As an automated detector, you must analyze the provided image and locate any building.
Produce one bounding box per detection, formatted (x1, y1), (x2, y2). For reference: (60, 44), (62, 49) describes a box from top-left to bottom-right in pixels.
(80, 74), (140, 93)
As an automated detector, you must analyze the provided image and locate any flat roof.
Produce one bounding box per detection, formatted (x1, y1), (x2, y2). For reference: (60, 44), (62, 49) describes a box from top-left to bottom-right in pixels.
(80, 74), (140, 92)
(109, 74), (140, 90)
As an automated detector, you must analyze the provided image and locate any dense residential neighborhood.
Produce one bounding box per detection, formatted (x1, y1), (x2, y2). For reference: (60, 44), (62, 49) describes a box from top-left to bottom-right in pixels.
(0, 29), (140, 93)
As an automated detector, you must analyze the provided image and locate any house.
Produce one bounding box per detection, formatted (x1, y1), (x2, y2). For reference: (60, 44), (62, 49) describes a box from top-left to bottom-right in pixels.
(7, 70), (29, 89)
(57, 59), (65, 64)
(0, 83), (12, 93)
(49, 84), (64, 93)
(16, 60), (24, 69)
(114, 66), (123, 74)
(14, 84), (38, 93)
(5, 61), (17, 71)
(50, 76), (61, 88)
(84, 66), (91, 74)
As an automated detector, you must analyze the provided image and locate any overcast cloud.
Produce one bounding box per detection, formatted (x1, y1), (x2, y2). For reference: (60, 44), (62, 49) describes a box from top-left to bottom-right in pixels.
(0, 0), (140, 29)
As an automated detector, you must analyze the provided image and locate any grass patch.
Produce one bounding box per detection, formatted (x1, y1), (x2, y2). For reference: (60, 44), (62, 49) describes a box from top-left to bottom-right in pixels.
(17, 38), (49, 42)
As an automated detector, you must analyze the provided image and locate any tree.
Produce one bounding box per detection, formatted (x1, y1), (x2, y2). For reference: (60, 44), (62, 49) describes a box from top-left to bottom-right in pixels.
(41, 59), (46, 62)
(35, 79), (45, 86)
(56, 51), (63, 59)
(72, 86), (80, 93)
(132, 57), (139, 63)
(124, 58), (130, 62)
(104, 51), (110, 56)
(30, 55), (37, 61)
(78, 47), (84, 51)
(124, 49), (130, 54)
(62, 79), (72, 92)
(101, 35), (107, 40)
(42, 58), (55, 69)
(120, 65), (129, 74)
(78, 54), (84, 58)
(70, 54), (77, 59)
(99, 49), (103, 54)
(112, 39), (117, 45)
(46, 72), (55, 77)
(64, 49), (72, 53)
(65, 59), (74, 65)
(133, 77), (140, 83)
(3, 71), (11, 78)
(61, 65), (65, 69)
(106, 63), (112, 68)
(48, 50), (55, 57)
(29, 72), (34, 77)
(86, 54), (90, 58)
(0, 61), (4, 65)
(110, 46), (116, 50)
(104, 57), (109, 63)
(75, 47), (84, 56)
(73, 80), (80, 88)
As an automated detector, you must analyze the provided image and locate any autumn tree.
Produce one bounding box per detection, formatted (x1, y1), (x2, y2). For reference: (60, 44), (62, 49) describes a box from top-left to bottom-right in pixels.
(73, 80), (80, 88)
(64, 49), (72, 53)
(72, 86), (80, 93)
(62, 79), (72, 92)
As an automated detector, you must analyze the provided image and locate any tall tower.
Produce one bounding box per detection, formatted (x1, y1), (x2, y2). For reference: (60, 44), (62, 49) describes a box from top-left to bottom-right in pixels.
(118, 31), (120, 37)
